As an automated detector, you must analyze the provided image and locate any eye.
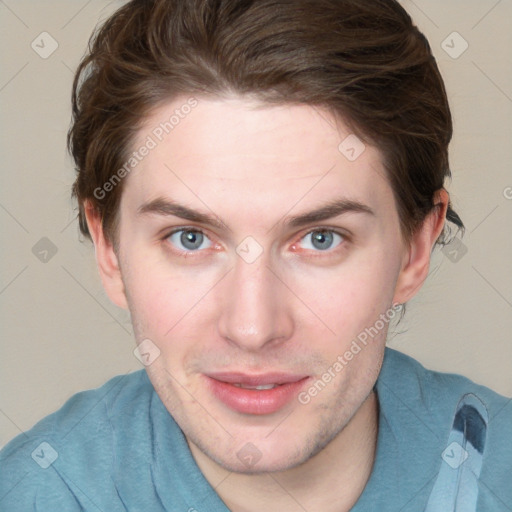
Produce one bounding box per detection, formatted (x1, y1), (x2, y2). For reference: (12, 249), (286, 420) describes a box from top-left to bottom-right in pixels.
(298, 229), (344, 251)
(167, 229), (212, 251)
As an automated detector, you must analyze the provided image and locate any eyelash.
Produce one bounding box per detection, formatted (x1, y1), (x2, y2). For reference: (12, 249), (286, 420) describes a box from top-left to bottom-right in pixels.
(163, 227), (214, 256)
(162, 226), (350, 257)
(292, 228), (347, 255)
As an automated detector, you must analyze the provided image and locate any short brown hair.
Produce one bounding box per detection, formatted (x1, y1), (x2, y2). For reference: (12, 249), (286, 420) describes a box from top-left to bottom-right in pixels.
(68, 0), (463, 246)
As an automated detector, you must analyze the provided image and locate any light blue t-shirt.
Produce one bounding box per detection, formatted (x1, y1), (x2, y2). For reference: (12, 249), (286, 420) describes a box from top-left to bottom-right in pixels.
(1, 348), (511, 511)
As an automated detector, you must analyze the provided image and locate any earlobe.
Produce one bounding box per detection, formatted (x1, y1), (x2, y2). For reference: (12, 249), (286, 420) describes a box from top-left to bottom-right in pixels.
(392, 189), (449, 305)
(84, 201), (128, 310)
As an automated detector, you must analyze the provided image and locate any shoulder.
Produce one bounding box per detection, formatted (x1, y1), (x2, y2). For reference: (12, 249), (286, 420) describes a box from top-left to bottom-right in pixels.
(377, 348), (512, 510)
(1, 369), (152, 458)
(0, 370), (151, 511)
(380, 347), (511, 418)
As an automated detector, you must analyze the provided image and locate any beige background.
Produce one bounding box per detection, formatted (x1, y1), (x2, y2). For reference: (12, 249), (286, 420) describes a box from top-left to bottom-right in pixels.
(1, 0), (511, 448)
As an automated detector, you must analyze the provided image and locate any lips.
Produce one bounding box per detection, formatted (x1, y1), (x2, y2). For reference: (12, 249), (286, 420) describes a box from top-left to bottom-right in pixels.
(204, 372), (310, 415)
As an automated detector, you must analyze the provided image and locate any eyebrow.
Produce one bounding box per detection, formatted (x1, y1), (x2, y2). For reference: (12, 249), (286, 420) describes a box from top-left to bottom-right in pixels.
(137, 198), (226, 230)
(137, 197), (375, 230)
(286, 198), (375, 228)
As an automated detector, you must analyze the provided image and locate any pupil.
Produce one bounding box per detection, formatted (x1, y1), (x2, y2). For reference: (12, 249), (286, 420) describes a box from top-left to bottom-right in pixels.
(312, 231), (333, 250)
(181, 231), (203, 250)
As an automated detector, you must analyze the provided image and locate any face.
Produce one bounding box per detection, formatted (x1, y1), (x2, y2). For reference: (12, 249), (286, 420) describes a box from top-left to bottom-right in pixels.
(111, 96), (410, 473)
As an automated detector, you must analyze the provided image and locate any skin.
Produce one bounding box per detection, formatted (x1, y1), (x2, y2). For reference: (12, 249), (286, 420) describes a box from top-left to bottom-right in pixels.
(85, 95), (448, 511)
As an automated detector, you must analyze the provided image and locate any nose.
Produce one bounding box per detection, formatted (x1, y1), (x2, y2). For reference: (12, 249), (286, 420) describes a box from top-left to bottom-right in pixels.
(217, 253), (294, 351)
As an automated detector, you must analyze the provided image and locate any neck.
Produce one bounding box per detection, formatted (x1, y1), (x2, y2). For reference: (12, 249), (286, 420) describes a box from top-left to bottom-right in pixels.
(189, 391), (379, 512)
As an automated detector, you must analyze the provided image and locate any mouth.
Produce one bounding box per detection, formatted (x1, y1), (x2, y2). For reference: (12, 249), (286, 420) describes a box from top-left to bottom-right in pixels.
(204, 372), (310, 415)
(232, 383), (280, 390)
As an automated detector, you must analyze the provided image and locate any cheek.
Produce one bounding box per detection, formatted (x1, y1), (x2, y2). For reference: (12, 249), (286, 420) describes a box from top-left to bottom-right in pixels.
(287, 252), (399, 340)
(122, 253), (220, 341)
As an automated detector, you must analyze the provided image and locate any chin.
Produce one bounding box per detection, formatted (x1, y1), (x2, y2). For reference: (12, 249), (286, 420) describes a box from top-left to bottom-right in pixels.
(191, 420), (341, 475)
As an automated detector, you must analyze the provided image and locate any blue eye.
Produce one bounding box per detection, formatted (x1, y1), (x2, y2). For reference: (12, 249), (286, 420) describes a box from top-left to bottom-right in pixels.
(299, 230), (343, 251)
(167, 229), (212, 251)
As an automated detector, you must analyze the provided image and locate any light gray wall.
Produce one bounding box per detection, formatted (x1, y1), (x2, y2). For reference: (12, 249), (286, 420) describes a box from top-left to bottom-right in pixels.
(1, 0), (511, 448)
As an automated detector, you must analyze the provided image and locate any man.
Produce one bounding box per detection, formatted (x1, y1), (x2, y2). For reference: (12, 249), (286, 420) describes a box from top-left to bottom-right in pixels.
(1, 0), (510, 510)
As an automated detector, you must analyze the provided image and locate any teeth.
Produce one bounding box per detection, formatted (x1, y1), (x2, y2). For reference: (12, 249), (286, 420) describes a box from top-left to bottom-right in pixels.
(232, 383), (279, 390)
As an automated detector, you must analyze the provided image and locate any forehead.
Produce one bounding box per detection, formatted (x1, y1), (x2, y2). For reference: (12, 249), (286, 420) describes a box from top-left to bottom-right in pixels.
(122, 95), (394, 222)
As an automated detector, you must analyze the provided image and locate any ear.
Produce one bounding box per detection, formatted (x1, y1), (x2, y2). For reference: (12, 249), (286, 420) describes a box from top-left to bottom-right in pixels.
(84, 201), (128, 310)
(392, 189), (449, 305)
